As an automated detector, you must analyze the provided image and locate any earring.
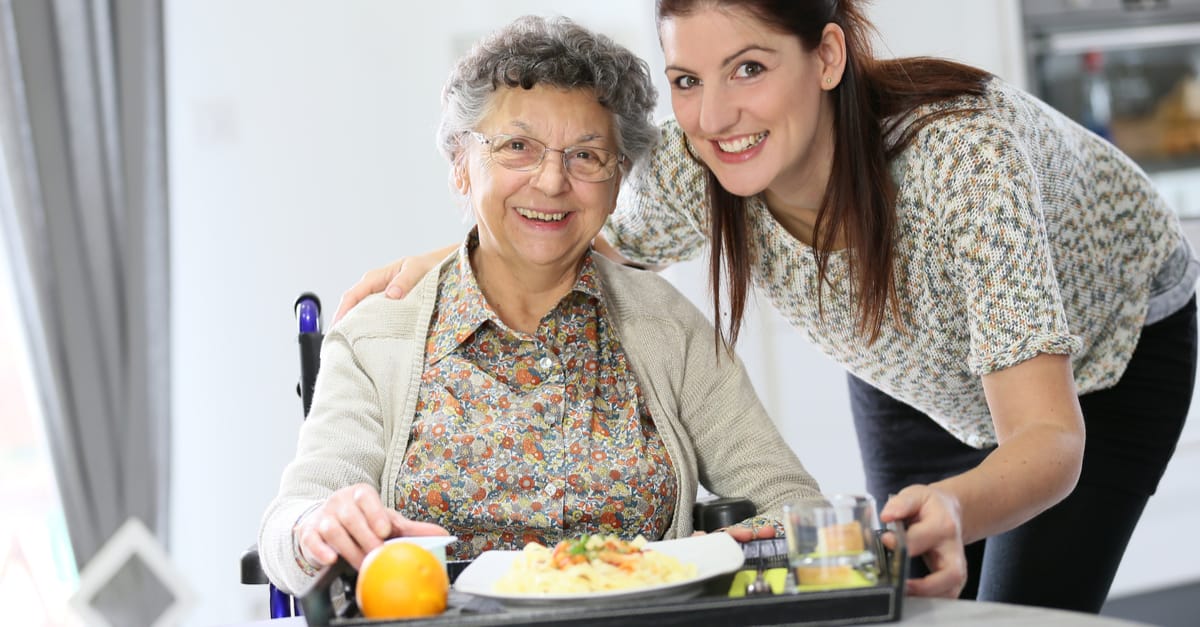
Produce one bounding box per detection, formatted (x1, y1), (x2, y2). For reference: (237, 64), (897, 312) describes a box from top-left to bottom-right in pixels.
(825, 76), (833, 85)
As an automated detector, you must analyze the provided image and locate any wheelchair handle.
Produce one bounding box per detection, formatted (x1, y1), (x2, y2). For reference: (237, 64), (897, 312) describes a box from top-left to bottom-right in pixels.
(295, 293), (322, 334)
(693, 497), (756, 533)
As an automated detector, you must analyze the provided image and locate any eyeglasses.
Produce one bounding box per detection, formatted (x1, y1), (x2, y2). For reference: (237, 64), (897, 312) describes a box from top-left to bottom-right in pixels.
(468, 132), (624, 183)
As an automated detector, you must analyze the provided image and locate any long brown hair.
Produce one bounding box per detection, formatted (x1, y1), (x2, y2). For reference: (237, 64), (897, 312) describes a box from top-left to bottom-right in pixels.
(657, 0), (990, 349)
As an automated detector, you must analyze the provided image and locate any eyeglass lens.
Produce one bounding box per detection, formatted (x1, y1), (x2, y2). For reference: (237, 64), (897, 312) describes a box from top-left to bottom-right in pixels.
(483, 135), (618, 182)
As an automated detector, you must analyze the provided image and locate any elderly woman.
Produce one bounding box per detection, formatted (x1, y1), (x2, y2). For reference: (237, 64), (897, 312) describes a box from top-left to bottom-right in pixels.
(258, 15), (821, 594)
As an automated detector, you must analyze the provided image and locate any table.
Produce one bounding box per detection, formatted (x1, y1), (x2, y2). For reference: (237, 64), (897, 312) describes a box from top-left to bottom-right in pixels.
(223, 597), (1153, 627)
(899, 598), (1149, 625)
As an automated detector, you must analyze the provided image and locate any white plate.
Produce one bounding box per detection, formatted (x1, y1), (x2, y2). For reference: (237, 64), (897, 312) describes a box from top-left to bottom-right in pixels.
(452, 533), (745, 607)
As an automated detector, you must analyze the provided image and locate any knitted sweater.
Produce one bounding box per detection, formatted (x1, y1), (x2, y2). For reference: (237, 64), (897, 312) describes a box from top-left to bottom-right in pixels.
(259, 252), (822, 594)
(603, 78), (1196, 448)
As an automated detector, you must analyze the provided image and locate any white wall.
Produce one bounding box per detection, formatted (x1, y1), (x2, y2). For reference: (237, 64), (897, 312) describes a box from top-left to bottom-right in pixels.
(167, 2), (1198, 625)
(868, 0), (1026, 86)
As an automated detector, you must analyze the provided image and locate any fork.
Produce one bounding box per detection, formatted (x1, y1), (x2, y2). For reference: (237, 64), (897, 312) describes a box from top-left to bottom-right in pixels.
(744, 560), (773, 597)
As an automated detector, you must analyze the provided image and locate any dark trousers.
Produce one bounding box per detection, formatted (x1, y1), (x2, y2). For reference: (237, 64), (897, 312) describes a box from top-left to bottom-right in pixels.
(848, 296), (1196, 613)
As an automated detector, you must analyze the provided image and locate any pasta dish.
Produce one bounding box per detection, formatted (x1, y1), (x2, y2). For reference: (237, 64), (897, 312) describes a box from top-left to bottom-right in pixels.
(493, 535), (697, 594)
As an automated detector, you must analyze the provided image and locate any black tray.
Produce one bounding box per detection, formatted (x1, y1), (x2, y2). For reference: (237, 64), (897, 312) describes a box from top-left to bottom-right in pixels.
(299, 524), (907, 627)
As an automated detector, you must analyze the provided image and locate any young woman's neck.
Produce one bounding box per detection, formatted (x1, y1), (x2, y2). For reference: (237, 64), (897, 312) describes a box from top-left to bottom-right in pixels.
(470, 248), (581, 334)
(762, 115), (839, 247)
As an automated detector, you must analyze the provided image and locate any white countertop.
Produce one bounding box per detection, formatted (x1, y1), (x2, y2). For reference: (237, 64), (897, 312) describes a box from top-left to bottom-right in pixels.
(900, 597), (1151, 626)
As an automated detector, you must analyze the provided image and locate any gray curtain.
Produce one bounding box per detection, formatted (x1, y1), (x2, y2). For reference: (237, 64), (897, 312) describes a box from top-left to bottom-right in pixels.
(0, 0), (170, 622)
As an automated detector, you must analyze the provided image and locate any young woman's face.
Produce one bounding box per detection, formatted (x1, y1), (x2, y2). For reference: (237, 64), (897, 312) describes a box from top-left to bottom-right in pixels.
(660, 6), (836, 201)
(459, 85), (622, 271)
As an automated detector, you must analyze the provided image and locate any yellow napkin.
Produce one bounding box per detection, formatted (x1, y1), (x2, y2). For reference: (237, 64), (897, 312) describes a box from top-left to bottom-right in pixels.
(727, 567), (874, 597)
(728, 568), (789, 597)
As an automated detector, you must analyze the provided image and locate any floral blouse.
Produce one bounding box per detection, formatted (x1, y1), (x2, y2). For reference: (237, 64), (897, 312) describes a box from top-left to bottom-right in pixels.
(395, 233), (678, 559)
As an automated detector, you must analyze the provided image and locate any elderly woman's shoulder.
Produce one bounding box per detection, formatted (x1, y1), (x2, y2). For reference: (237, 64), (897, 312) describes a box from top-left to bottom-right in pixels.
(332, 282), (436, 341)
(591, 253), (702, 316)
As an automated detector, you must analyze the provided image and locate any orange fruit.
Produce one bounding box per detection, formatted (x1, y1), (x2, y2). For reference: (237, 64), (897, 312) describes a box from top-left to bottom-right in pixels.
(355, 541), (449, 619)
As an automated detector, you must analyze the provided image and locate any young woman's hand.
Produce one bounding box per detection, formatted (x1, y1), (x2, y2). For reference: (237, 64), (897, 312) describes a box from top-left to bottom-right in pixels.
(880, 486), (968, 598)
(295, 483), (449, 570)
(332, 245), (456, 324)
(331, 235), (650, 324)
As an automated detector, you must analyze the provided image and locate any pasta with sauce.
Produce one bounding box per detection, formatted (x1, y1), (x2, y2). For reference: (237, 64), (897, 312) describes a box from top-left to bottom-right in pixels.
(493, 535), (697, 594)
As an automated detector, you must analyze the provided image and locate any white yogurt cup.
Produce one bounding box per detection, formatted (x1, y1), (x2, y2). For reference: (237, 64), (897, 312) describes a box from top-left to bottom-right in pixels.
(383, 535), (458, 570)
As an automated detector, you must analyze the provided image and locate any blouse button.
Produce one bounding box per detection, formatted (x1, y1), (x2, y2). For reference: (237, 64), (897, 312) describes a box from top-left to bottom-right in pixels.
(539, 356), (554, 370)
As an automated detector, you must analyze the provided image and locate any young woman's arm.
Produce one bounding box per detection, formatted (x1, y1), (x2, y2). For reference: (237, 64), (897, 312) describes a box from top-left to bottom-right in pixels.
(332, 244), (457, 323)
(330, 237), (650, 323)
(881, 353), (1085, 597)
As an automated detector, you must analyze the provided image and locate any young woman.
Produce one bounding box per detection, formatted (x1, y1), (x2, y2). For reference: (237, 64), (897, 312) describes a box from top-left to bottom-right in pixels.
(335, 0), (1197, 611)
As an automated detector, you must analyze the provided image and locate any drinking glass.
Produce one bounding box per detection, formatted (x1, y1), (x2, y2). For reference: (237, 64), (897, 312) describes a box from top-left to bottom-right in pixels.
(782, 494), (880, 590)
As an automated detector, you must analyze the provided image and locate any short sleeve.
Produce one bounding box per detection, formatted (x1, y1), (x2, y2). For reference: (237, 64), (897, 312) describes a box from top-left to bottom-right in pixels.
(602, 119), (710, 265)
(931, 116), (1083, 374)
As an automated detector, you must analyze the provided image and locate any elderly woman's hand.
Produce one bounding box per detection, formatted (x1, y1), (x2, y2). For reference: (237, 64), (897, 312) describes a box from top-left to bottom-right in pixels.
(880, 485), (968, 598)
(692, 523), (778, 542)
(723, 524), (778, 542)
(296, 483), (449, 571)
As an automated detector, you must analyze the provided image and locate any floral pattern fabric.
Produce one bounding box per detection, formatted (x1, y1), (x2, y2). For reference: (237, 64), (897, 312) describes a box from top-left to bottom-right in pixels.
(395, 233), (678, 559)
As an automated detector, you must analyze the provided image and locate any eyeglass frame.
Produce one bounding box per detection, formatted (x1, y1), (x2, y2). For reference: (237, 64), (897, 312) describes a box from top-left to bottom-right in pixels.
(466, 131), (626, 183)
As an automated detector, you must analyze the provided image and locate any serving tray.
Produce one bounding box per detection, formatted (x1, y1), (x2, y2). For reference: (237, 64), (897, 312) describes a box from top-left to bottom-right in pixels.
(299, 524), (907, 627)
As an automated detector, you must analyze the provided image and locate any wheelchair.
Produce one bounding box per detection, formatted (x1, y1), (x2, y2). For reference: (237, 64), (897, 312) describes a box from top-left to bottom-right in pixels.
(240, 293), (324, 618)
(241, 292), (761, 620)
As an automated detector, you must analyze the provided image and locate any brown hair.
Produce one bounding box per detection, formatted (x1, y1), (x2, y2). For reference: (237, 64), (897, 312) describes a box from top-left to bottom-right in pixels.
(657, 0), (990, 348)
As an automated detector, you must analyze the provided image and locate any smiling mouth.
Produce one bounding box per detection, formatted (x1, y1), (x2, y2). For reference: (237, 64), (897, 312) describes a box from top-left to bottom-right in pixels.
(516, 207), (568, 222)
(715, 132), (768, 154)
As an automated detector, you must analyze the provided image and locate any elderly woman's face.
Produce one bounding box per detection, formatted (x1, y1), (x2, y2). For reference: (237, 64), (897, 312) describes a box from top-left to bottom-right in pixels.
(459, 85), (621, 271)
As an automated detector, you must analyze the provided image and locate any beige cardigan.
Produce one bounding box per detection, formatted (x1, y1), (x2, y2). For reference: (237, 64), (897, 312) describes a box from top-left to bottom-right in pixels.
(259, 252), (821, 594)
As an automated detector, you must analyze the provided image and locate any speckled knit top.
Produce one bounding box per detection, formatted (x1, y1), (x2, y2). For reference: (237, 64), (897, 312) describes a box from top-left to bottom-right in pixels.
(603, 78), (1198, 449)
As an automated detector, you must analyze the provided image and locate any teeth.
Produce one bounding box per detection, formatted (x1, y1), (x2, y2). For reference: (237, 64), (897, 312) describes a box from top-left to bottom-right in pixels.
(516, 207), (567, 222)
(717, 132), (768, 153)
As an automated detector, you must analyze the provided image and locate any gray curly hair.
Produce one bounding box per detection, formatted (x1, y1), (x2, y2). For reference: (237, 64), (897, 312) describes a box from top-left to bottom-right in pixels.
(437, 15), (658, 175)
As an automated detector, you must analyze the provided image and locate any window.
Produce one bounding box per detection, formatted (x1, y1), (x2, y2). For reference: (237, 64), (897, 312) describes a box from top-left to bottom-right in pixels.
(0, 234), (80, 626)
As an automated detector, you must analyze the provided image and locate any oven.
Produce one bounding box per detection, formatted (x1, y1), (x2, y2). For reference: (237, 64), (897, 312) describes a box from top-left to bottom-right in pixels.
(1023, 0), (1200, 219)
